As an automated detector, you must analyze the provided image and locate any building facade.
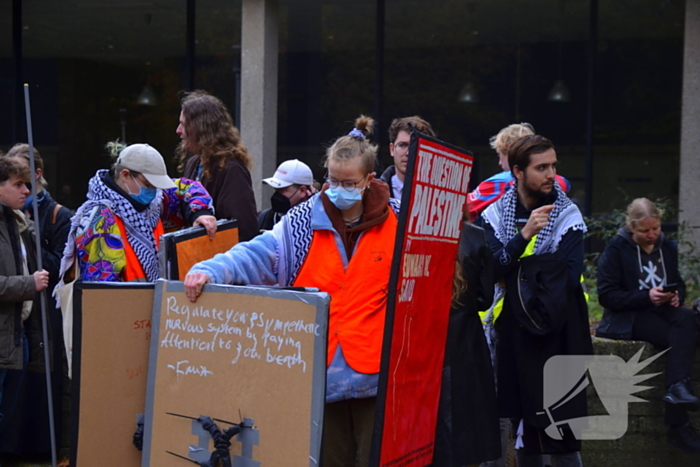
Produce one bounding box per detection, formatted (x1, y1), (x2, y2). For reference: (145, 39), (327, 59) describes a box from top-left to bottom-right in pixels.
(0, 0), (692, 234)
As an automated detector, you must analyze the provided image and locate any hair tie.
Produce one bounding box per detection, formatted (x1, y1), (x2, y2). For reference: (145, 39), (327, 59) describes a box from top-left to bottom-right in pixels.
(348, 128), (366, 140)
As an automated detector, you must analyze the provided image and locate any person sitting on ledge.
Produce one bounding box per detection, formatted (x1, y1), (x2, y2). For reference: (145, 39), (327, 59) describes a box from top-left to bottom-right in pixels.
(596, 197), (700, 453)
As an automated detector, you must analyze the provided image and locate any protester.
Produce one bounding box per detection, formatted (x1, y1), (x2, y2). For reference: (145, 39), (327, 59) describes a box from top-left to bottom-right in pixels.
(184, 115), (400, 467)
(468, 123), (570, 221)
(177, 90), (258, 241)
(57, 142), (216, 284)
(596, 198), (700, 453)
(258, 159), (316, 231)
(433, 220), (501, 466)
(3, 144), (70, 454)
(480, 135), (591, 466)
(5, 144), (72, 289)
(0, 158), (49, 433)
(380, 116), (436, 199)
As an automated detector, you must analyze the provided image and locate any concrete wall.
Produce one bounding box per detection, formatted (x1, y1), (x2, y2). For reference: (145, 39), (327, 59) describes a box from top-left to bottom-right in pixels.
(241, 0), (279, 210)
(679, 0), (700, 246)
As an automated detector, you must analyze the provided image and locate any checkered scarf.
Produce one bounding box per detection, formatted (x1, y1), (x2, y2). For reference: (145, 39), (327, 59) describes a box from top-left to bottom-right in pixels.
(81, 169), (163, 281)
(483, 180), (586, 256)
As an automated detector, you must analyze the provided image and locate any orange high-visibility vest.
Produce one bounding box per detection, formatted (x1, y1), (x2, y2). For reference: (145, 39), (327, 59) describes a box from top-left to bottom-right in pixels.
(293, 210), (397, 373)
(114, 216), (164, 282)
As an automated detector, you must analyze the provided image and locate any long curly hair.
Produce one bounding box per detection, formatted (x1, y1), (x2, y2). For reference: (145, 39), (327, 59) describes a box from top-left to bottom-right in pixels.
(176, 90), (252, 179)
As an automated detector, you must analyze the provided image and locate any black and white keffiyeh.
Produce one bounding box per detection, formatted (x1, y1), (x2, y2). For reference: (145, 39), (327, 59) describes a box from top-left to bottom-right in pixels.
(482, 180), (586, 256)
(480, 181), (586, 337)
(62, 169), (164, 282)
(276, 194), (402, 286)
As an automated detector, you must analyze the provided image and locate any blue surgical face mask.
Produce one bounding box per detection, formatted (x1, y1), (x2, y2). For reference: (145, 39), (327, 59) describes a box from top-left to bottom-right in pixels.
(23, 194), (34, 211)
(129, 175), (158, 205)
(23, 190), (45, 212)
(325, 185), (364, 210)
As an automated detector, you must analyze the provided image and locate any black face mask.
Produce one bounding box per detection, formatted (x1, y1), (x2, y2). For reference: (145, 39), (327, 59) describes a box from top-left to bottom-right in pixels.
(271, 190), (293, 214)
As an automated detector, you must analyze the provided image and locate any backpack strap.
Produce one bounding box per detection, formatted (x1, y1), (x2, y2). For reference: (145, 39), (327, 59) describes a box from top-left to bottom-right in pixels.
(52, 203), (63, 225)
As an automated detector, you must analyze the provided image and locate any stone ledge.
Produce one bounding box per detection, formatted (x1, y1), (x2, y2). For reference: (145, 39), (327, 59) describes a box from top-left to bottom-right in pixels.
(581, 337), (700, 466)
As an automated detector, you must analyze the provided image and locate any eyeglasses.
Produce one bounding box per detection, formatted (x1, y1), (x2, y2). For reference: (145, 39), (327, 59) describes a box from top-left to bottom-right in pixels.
(131, 172), (156, 190)
(324, 174), (367, 192)
(393, 141), (410, 156)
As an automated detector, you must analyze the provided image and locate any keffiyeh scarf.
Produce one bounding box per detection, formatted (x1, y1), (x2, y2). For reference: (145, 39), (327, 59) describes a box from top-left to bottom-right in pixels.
(480, 181), (587, 345)
(483, 180), (586, 259)
(57, 169), (164, 286)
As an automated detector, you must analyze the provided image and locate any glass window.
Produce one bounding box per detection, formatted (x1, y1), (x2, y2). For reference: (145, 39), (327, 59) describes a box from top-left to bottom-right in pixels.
(593, 1), (684, 214)
(278, 0), (377, 182)
(195, 0), (243, 126)
(381, 0), (590, 203)
(6, 0), (686, 217)
(20, 0), (187, 209)
(278, 0), (684, 217)
(0, 0), (14, 149)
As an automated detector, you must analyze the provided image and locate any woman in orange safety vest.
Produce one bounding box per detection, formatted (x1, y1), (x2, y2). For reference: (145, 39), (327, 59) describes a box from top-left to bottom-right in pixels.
(185, 115), (400, 467)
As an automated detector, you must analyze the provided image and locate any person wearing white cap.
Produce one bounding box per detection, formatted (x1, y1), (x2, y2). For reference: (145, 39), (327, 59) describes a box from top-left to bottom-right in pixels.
(258, 159), (316, 231)
(56, 142), (217, 284)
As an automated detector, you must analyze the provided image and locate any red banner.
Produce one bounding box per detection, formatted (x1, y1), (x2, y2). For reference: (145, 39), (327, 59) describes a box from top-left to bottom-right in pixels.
(372, 134), (474, 467)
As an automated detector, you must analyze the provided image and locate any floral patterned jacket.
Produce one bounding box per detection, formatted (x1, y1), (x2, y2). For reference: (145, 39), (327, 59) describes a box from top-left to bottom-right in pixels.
(74, 175), (213, 282)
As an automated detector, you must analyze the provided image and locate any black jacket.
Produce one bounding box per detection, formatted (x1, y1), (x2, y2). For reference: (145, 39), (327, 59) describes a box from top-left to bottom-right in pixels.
(596, 228), (685, 339)
(379, 165), (397, 198)
(433, 223), (501, 466)
(35, 189), (72, 289)
(481, 195), (592, 455)
(183, 156), (258, 241)
(257, 208), (281, 232)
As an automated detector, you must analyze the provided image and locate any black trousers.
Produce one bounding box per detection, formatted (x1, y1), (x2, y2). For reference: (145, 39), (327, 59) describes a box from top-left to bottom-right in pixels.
(630, 306), (697, 426)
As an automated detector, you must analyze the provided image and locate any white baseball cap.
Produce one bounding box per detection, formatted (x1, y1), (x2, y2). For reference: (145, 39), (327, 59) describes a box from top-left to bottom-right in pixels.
(117, 143), (177, 190)
(262, 159), (314, 188)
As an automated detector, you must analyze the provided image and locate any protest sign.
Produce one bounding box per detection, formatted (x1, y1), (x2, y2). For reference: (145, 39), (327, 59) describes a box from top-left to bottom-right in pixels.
(159, 219), (239, 280)
(372, 132), (474, 467)
(71, 282), (154, 467)
(143, 280), (329, 467)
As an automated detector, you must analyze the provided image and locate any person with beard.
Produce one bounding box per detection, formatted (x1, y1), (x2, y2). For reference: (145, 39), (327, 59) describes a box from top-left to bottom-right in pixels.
(468, 123), (571, 222)
(480, 135), (591, 467)
(380, 116), (435, 200)
(177, 90), (258, 241)
(257, 159), (316, 232)
(184, 115), (400, 467)
(596, 198), (700, 453)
